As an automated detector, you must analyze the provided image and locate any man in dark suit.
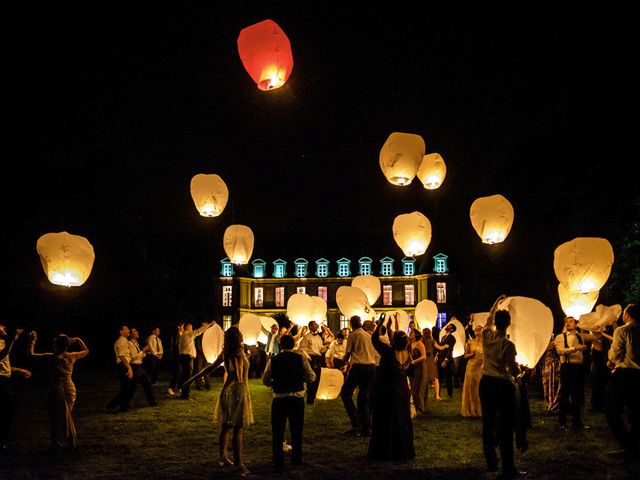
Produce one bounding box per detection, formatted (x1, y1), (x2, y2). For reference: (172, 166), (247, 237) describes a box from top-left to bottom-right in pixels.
(437, 322), (456, 399)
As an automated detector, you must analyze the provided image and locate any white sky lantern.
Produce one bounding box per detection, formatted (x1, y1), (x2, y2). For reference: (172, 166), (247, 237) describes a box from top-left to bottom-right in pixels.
(553, 237), (614, 294)
(471, 312), (490, 328)
(387, 310), (411, 333)
(36, 231), (95, 287)
(497, 296), (554, 369)
(469, 194), (514, 245)
(310, 296), (328, 323)
(238, 313), (262, 346)
(190, 173), (229, 217)
(287, 293), (315, 327)
(316, 367), (344, 400)
(578, 304), (622, 330)
(414, 300), (438, 329)
(223, 224), (254, 265)
(558, 283), (599, 318)
(379, 132), (425, 186)
(392, 211), (432, 257)
(336, 286), (376, 322)
(439, 317), (466, 358)
(417, 153), (447, 190)
(351, 275), (381, 305)
(258, 316), (278, 344)
(202, 323), (225, 363)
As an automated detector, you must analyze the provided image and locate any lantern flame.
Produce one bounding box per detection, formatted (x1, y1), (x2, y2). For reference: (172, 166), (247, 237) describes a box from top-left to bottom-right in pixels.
(51, 271), (82, 287)
(259, 66), (287, 90)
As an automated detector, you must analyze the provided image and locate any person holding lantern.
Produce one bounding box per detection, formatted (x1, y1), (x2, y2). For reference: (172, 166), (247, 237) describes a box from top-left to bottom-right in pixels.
(436, 322), (456, 399)
(297, 321), (328, 405)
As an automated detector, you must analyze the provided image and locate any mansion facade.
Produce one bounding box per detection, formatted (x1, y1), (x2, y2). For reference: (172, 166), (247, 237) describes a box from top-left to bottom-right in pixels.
(212, 253), (456, 333)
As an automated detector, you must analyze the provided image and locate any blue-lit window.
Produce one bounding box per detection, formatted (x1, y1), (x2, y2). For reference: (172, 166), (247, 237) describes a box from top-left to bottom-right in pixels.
(220, 259), (234, 277)
(380, 257), (394, 276)
(316, 259), (329, 278)
(402, 257), (415, 276)
(337, 258), (351, 277)
(273, 259), (287, 278)
(437, 312), (447, 329)
(294, 258), (308, 278)
(358, 257), (372, 275)
(252, 259), (266, 278)
(433, 253), (449, 274)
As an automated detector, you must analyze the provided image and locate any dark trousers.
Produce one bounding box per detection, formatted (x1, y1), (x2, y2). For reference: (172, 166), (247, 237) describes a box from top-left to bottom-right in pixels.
(130, 364), (156, 405)
(605, 368), (640, 452)
(179, 355), (194, 398)
(194, 354), (210, 389)
(107, 364), (132, 412)
(590, 352), (609, 411)
(479, 375), (516, 475)
(340, 364), (376, 434)
(0, 377), (14, 444)
(438, 359), (454, 398)
(559, 363), (585, 426)
(144, 355), (161, 384)
(169, 352), (182, 390)
(272, 396), (305, 467)
(306, 355), (323, 404)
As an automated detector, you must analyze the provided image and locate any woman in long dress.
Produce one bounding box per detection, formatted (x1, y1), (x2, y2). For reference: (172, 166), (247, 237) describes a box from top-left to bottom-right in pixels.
(421, 328), (449, 401)
(368, 314), (415, 462)
(27, 331), (89, 450)
(460, 325), (483, 417)
(183, 326), (253, 476)
(541, 338), (561, 412)
(408, 328), (428, 415)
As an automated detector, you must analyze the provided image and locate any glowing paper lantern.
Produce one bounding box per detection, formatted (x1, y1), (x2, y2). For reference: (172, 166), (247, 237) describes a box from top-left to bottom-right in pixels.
(316, 367), (345, 400)
(336, 286), (376, 322)
(190, 174), (229, 217)
(379, 132), (425, 186)
(36, 231), (95, 287)
(497, 296), (554, 369)
(553, 237), (614, 294)
(471, 312), (490, 328)
(578, 304), (622, 330)
(417, 153), (447, 190)
(386, 310), (411, 333)
(287, 293), (315, 327)
(558, 283), (599, 318)
(202, 323), (225, 363)
(258, 316), (278, 344)
(392, 211), (432, 257)
(238, 313), (262, 346)
(439, 318), (466, 358)
(223, 225), (254, 265)
(469, 194), (514, 245)
(351, 275), (381, 305)
(237, 19), (293, 91)
(414, 300), (438, 329)
(310, 296), (327, 323)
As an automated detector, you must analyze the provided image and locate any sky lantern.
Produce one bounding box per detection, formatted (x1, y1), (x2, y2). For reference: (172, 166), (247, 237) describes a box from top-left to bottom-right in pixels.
(336, 286), (376, 322)
(351, 275), (381, 305)
(36, 231), (95, 287)
(237, 19), (293, 91)
(553, 237), (614, 294)
(578, 304), (622, 330)
(310, 296), (328, 323)
(392, 211), (432, 257)
(258, 316), (278, 344)
(386, 310), (411, 333)
(190, 173), (229, 217)
(202, 323), (225, 363)
(379, 132), (425, 186)
(316, 367), (344, 400)
(417, 153), (447, 190)
(558, 283), (599, 318)
(223, 225), (254, 265)
(471, 312), (490, 328)
(414, 299), (438, 329)
(238, 313), (262, 346)
(469, 194), (514, 245)
(287, 293), (315, 327)
(497, 296), (554, 369)
(439, 317), (466, 358)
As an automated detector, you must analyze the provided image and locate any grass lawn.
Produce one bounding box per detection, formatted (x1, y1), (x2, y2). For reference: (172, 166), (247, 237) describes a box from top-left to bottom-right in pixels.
(2, 365), (637, 480)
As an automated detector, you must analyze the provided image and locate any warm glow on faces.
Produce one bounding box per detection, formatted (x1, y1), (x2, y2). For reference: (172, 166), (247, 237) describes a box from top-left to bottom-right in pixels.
(564, 317), (577, 330)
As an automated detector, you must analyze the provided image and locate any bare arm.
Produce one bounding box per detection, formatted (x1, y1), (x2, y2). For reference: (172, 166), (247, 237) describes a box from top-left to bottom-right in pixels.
(68, 338), (89, 361)
(485, 295), (507, 330)
(183, 353), (224, 387)
(411, 341), (427, 364)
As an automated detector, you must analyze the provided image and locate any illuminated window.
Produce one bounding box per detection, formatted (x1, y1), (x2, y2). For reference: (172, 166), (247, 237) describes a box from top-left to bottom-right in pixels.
(437, 312), (447, 329)
(317, 286), (328, 301)
(402, 257), (415, 276)
(340, 315), (349, 330)
(433, 253), (449, 274)
(252, 259), (266, 278)
(297, 286), (306, 294)
(273, 259), (287, 278)
(220, 258), (234, 277)
(436, 282), (447, 304)
(337, 258), (351, 277)
(275, 287), (285, 307)
(383, 285), (393, 306)
(222, 286), (233, 307)
(223, 315), (232, 330)
(294, 258), (308, 278)
(254, 287), (263, 307)
(315, 258), (329, 278)
(404, 285), (415, 305)
(358, 257), (372, 275)
(380, 257), (394, 276)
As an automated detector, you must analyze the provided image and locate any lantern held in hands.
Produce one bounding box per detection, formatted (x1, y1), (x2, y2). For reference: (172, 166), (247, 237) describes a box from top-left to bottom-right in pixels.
(310, 296), (328, 323)
(237, 19), (293, 91)
(553, 237), (614, 294)
(202, 323), (225, 363)
(258, 316), (278, 344)
(469, 194), (514, 245)
(558, 283), (599, 318)
(379, 132), (425, 186)
(392, 211), (432, 257)
(36, 231), (95, 287)
(386, 310), (411, 333)
(351, 275), (381, 305)
(578, 304), (622, 330)
(336, 286), (376, 322)
(439, 318), (466, 358)
(238, 313), (262, 346)
(316, 368), (344, 400)
(287, 293), (315, 327)
(414, 300), (438, 329)
(190, 174), (229, 217)
(417, 153), (447, 190)
(223, 225), (254, 265)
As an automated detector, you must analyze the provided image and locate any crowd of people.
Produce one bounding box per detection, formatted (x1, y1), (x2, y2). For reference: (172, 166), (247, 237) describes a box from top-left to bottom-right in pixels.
(0, 301), (637, 479)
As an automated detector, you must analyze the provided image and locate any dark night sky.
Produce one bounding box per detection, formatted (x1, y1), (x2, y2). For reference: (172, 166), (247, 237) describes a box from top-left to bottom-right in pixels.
(4, 2), (637, 356)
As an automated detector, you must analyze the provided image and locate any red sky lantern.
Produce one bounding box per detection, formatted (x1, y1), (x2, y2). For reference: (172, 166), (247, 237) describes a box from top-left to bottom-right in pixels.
(237, 19), (293, 91)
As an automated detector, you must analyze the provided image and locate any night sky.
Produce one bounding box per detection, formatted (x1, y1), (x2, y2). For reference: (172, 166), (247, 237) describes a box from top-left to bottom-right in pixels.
(5, 2), (637, 358)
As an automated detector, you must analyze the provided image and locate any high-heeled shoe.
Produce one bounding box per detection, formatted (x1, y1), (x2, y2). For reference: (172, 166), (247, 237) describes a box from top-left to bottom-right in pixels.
(218, 457), (234, 467)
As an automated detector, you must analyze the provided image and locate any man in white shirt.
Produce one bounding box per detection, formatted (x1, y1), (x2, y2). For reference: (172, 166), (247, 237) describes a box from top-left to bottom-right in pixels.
(326, 333), (347, 370)
(107, 325), (134, 413)
(264, 323), (281, 358)
(297, 321), (328, 405)
(179, 321), (214, 399)
(144, 327), (163, 384)
(128, 327), (156, 407)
